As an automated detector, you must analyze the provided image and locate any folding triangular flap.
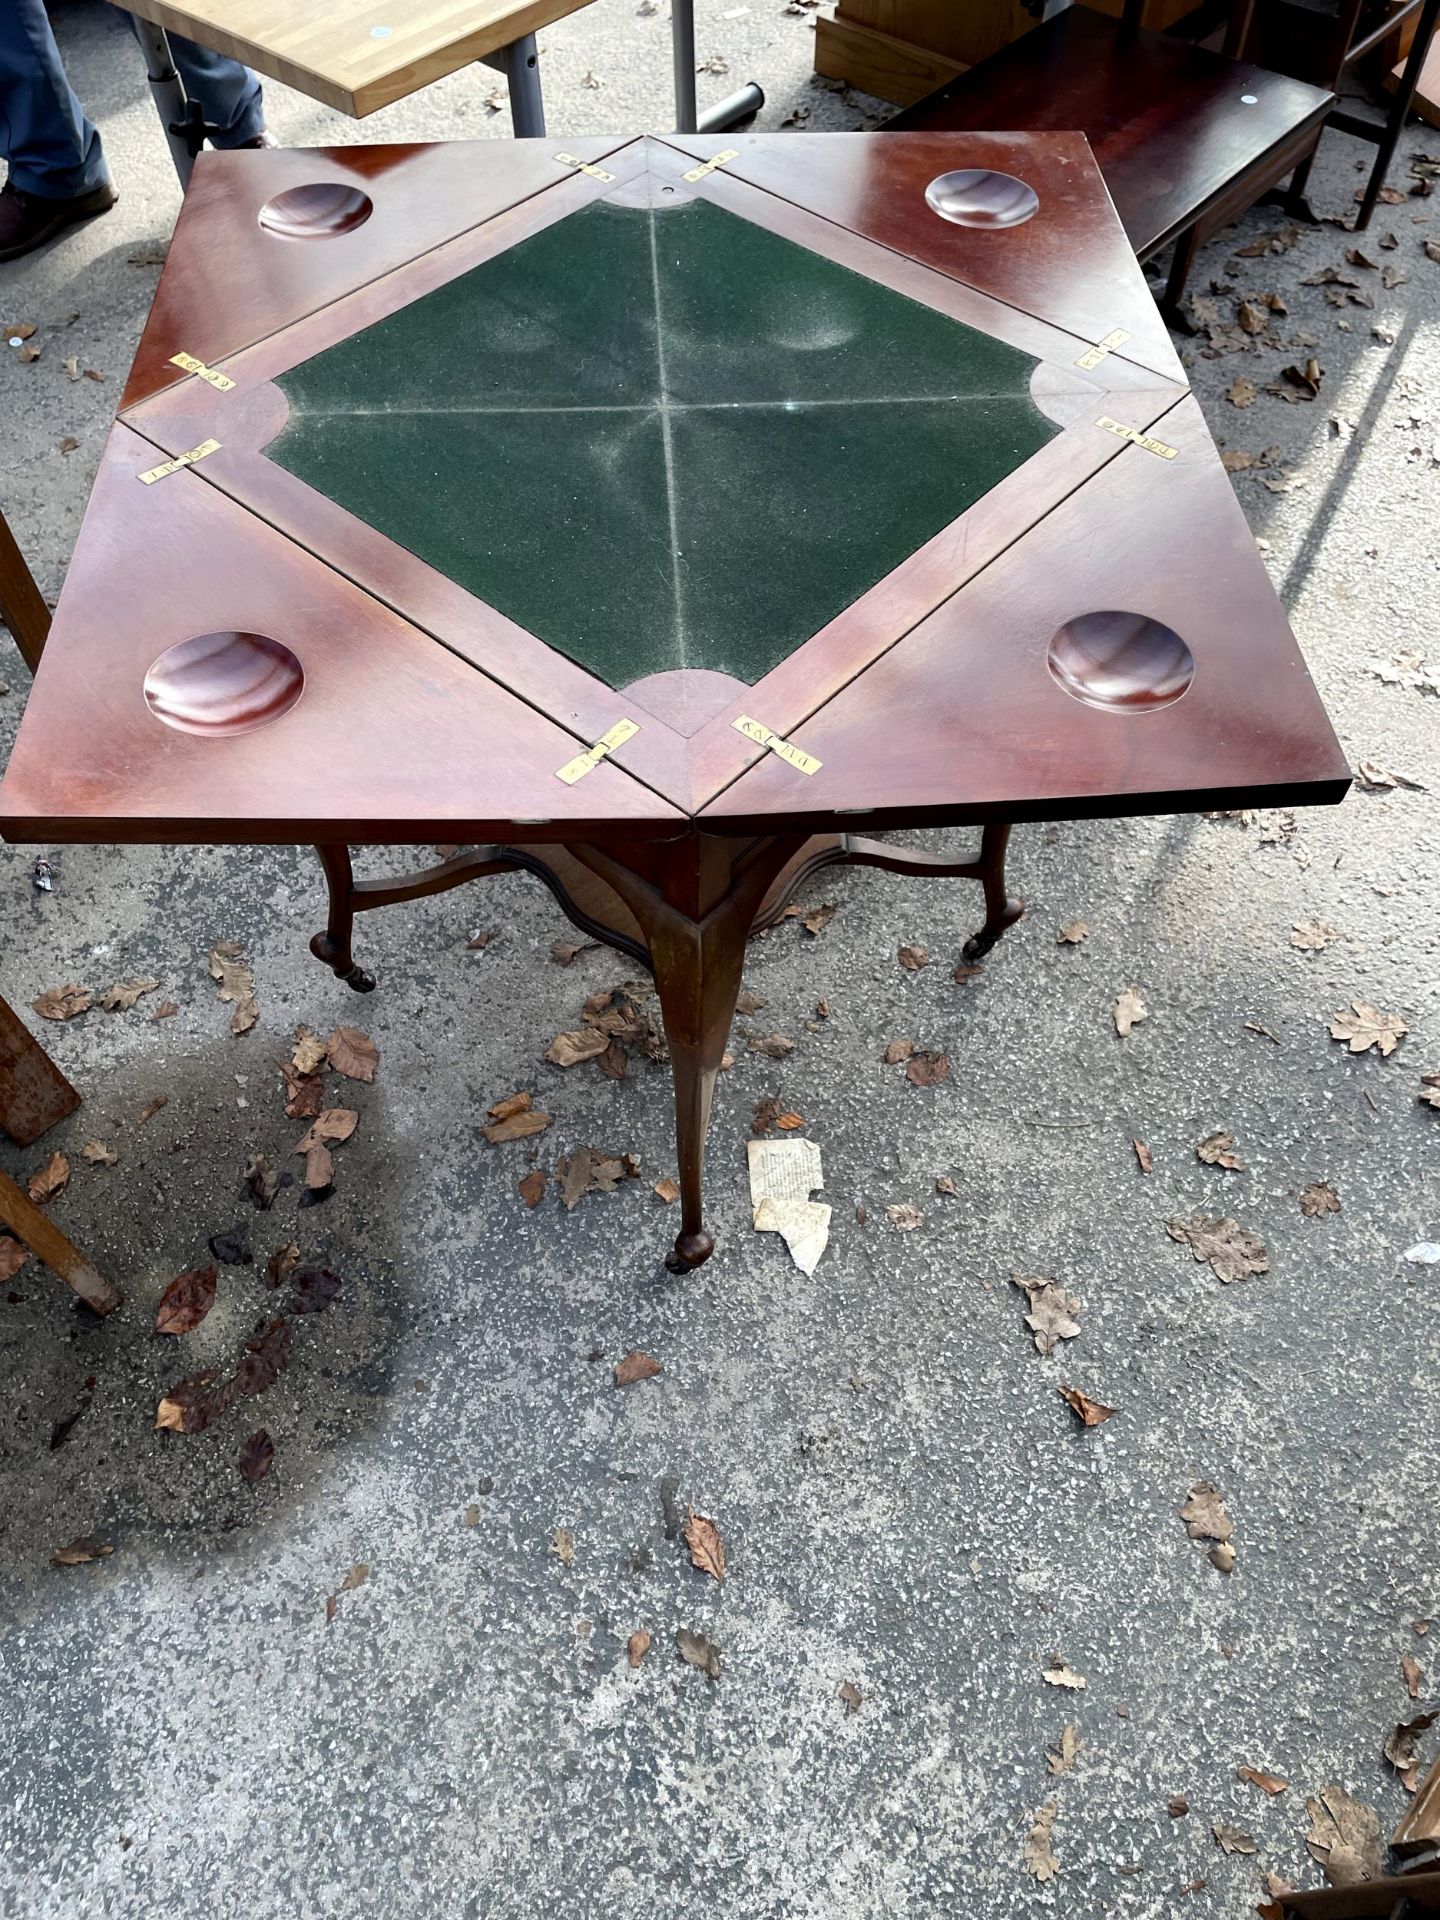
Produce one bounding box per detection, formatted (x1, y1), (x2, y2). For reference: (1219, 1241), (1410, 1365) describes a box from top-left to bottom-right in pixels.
(124, 135), (639, 408)
(699, 394), (1349, 828)
(659, 132), (1185, 387)
(0, 425), (681, 842)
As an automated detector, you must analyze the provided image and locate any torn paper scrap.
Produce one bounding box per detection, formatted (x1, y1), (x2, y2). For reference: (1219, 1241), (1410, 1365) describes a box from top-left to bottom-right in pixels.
(748, 1136), (829, 1275)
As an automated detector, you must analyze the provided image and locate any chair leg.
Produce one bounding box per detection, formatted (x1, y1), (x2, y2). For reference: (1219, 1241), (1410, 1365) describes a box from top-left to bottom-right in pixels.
(0, 505), (51, 674)
(0, 1167), (121, 1315)
(309, 844), (376, 993)
(1355, 0), (1440, 229)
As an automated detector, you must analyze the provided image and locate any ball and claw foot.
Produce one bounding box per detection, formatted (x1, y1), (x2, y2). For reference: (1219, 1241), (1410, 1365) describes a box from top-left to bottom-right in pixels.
(310, 932), (376, 993)
(666, 1229), (715, 1273)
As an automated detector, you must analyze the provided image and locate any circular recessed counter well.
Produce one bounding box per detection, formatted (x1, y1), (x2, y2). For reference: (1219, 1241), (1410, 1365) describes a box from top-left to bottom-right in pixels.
(259, 183), (373, 240)
(1046, 611), (1195, 712)
(144, 632), (305, 736)
(925, 170), (1039, 230)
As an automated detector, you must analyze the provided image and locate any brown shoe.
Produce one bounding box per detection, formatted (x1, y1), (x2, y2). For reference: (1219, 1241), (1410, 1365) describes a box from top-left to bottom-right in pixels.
(0, 178), (118, 262)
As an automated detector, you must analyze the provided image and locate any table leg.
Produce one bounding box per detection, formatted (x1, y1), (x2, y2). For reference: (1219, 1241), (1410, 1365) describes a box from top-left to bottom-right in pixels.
(0, 1167), (121, 1316)
(129, 14), (196, 188)
(572, 833), (806, 1270)
(962, 822), (1024, 961)
(670, 0), (764, 132)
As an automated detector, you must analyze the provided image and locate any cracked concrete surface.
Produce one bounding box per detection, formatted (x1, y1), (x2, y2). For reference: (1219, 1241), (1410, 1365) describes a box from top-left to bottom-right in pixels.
(2, 4), (1439, 1915)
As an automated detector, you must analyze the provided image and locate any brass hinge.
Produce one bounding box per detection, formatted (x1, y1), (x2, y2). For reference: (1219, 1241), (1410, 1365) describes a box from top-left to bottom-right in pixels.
(1074, 328), (1130, 372)
(682, 147), (739, 184)
(1095, 414), (1178, 460)
(732, 714), (822, 776)
(554, 151), (615, 184)
(137, 438), (221, 485)
(555, 717), (639, 785)
(168, 351), (235, 391)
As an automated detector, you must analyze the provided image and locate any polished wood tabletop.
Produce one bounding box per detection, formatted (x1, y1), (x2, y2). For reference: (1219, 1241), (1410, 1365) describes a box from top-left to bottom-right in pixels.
(0, 133), (1350, 1269)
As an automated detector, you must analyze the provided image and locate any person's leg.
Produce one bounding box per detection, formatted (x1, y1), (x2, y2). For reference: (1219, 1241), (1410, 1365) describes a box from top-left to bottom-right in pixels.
(164, 33), (267, 147)
(0, 0), (110, 197)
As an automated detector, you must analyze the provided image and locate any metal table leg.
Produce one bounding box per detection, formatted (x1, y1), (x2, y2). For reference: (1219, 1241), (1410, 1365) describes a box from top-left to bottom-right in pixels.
(129, 14), (196, 187)
(670, 0), (764, 133)
(480, 34), (546, 138)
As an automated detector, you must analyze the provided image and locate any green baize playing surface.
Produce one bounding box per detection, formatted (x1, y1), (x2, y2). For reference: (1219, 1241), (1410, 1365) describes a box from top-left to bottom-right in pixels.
(270, 196), (1058, 690)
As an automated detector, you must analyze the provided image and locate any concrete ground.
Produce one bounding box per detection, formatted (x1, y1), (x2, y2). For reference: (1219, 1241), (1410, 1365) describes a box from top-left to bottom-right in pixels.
(2, 4), (1439, 1915)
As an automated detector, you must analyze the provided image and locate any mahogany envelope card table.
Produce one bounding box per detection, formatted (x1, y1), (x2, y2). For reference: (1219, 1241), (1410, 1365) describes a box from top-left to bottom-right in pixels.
(0, 134), (1350, 1271)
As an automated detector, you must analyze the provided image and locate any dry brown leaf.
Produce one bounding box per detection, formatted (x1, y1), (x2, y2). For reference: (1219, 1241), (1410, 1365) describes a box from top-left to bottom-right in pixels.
(898, 944), (929, 970)
(1058, 1385), (1116, 1427)
(886, 1203), (924, 1231)
(547, 1027), (611, 1068)
(98, 976), (159, 1012)
(208, 940), (258, 1035)
(1385, 1711), (1438, 1790)
(1014, 1275), (1082, 1355)
(1305, 1783), (1383, 1886)
(838, 1679), (863, 1714)
(303, 1143), (334, 1191)
(883, 1038), (914, 1064)
(518, 1169), (547, 1208)
(675, 1626), (721, 1678)
(1057, 921), (1089, 943)
(627, 1629), (650, 1668)
(1048, 1724), (1082, 1775)
(150, 999), (179, 1022)
(905, 1050), (950, 1087)
(1197, 1130), (1244, 1170)
(551, 1527), (575, 1565)
(1114, 986), (1147, 1036)
(1238, 1766), (1290, 1796)
(136, 1094), (168, 1127)
(1179, 1480), (1233, 1544)
(614, 1351), (662, 1386)
(747, 1033), (796, 1059)
(81, 1140), (118, 1166)
(935, 1175), (958, 1196)
(653, 1176), (680, 1204)
(291, 1028), (329, 1076)
(1228, 376), (1258, 407)
(1403, 1653), (1424, 1699)
(294, 1108), (358, 1153)
(26, 1151), (69, 1205)
(1167, 1214), (1269, 1283)
(1024, 1803), (1059, 1882)
(265, 1242), (299, 1289)
(1209, 1541), (1238, 1573)
(1133, 1139), (1153, 1174)
(1281, 357), (1323, 399)
(155, 1367), (232, 1433)
(1042, 1660), (1087, 1690)
(244, 1153), (279, 1211)
(1300, 1182), (1341, 1217)
(1222, 450), (1256, 473)
(1213, 1822), (1258, 1855)
(1168, 1796), (1190, 1818)
(327, 1025), (378, 1081)
(51, 1537), (113, 1566)
(340, 1563), (368, 1592)
(0, 1237), (29, 1281)
(238, 1430), (274, 1483)
(801, 902), (837, 935)
(154, 1264), (218, 1336)
(550, 939), (597, 965)
(1329, 1000), (1406, 1056)
(558, 1147), (640, 1209)
(483, 1108), (552, 1145)
(32, 984), (90, 1021)
(684, 1510), (726, 1580)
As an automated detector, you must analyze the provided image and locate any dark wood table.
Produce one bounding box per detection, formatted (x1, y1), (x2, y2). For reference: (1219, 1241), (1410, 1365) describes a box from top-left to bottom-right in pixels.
(0, 133), (1349, 1270)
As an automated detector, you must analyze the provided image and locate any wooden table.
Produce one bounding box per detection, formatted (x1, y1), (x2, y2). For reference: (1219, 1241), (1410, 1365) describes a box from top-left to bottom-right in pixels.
(121, 0), (763, 184)
(0, 133), (1350, 1271)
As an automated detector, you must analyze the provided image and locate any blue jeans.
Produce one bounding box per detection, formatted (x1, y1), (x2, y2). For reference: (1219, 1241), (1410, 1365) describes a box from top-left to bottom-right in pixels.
(0, 2), (265, 198)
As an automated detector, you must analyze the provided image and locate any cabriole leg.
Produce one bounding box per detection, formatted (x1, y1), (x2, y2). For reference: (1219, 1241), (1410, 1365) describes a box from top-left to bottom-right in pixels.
(961, 822), (1023, 961)
(309, 844), (376, 992)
